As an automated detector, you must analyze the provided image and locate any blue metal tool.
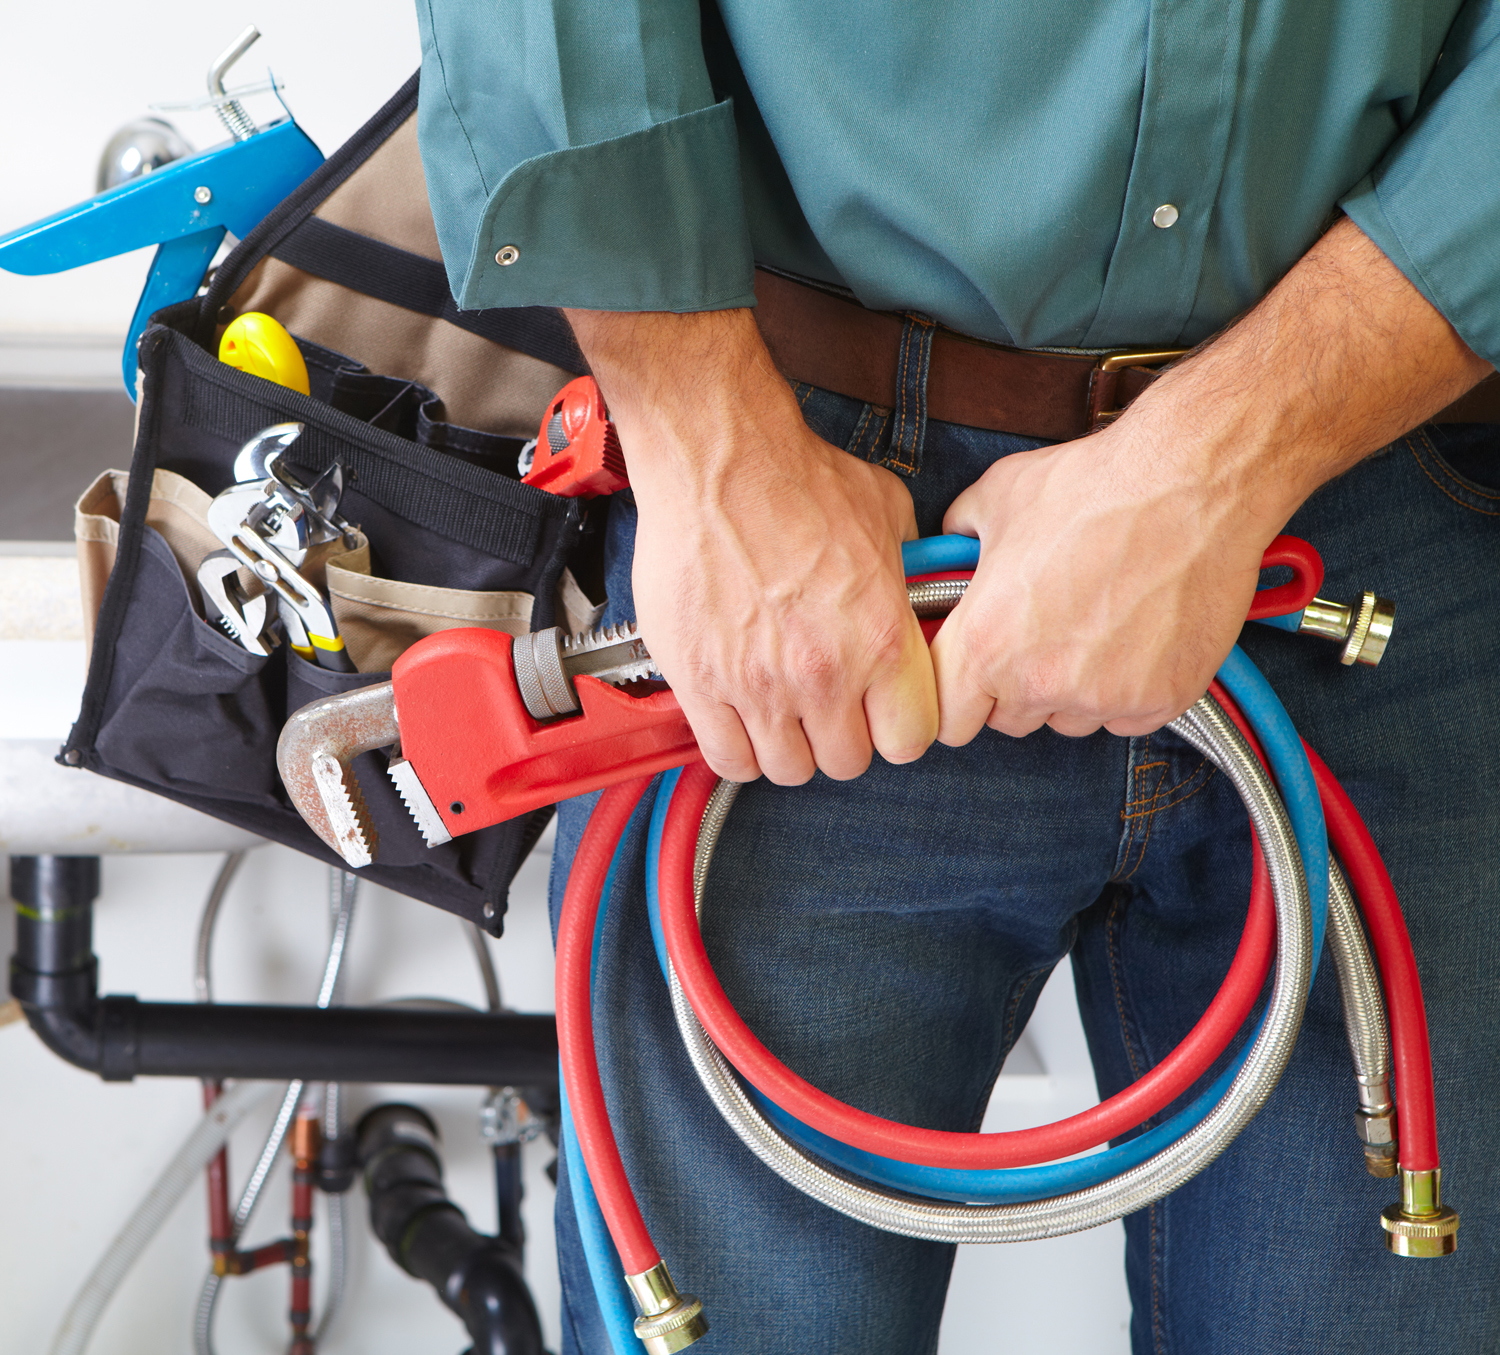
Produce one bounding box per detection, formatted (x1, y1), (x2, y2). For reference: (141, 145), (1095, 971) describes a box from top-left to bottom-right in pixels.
(0, 33), (322, 395)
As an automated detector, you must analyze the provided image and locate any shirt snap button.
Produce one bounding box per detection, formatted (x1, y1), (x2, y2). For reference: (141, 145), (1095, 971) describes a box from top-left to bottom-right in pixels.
(1152, 204), (1179, 229)
(495, 244), (521, 266)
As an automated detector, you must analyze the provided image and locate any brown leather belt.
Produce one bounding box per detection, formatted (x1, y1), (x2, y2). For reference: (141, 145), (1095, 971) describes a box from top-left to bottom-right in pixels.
(752, 267), (1500, 440)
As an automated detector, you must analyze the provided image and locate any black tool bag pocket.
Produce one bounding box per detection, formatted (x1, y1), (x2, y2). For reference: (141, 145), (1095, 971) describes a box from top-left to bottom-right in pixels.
(94, 526), (285, 808)
(61, 73), (598, 932)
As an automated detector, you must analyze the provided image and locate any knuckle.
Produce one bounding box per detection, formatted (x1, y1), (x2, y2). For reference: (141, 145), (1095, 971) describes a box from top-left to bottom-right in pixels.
(864, 615), (911, 672)
(763, 760), (816, 788)
(820, 748), (874, 782)
(877, 735), (932, 766)
(788, 642), (840, 696)
(705, 750), (760, 783)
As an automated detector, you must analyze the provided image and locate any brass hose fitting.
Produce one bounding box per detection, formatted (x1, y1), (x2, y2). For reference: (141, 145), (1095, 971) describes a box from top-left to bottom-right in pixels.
(1381, 1169), (1459, 1257)
(1354, 1108), (1398, 1179)
(626, 1262), (709, 1353)
(1297, 593), (1395, 667)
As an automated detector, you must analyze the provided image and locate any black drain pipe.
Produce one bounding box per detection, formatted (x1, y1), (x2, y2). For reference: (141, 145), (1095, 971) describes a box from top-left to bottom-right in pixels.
(8, 856), (558, 1088)
(357, 1104), (545, 1355)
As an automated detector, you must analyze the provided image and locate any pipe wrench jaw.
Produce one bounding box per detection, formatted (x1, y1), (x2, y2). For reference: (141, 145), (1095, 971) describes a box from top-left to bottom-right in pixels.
(276, 681), (400, 868)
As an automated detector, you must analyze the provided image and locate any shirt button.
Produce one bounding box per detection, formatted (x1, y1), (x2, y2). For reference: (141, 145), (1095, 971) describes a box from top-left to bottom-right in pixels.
(495, 245), (521, 266)
(1152, 204), (1179, 229)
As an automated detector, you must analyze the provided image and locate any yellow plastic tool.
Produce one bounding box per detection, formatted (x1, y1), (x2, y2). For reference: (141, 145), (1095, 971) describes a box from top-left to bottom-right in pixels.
(218, 311), (310, 394)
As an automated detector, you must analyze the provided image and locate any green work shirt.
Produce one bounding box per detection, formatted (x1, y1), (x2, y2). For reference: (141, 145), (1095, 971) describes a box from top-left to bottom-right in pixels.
(414, 0), (1500, 365)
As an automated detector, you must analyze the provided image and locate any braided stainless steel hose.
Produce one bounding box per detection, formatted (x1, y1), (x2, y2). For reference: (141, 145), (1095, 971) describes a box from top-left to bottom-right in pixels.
(1325, 858), (1396, 1174)
(666, 692), (1315, 1242)
(194, 869), (359, 1354)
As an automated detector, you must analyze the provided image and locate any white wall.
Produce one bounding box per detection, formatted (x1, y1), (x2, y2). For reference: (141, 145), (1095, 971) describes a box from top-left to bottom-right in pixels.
(0, 842), (1130, 1355)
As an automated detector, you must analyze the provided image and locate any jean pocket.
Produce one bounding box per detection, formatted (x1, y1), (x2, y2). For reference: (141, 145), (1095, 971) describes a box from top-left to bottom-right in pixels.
(1406, 424), (1500, 515)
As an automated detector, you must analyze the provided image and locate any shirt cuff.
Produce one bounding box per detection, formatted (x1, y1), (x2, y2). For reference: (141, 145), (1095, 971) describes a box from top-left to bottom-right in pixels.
(452, 100), (756, 315)
(1339, 27), (1500, 370)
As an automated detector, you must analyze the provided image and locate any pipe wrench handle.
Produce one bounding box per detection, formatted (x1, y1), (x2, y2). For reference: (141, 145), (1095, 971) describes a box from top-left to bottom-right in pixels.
(392, 628), (700, 841)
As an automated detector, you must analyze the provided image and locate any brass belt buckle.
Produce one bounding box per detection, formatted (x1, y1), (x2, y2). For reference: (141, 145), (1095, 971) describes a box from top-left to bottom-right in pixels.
(1089, 348), (1188, 428)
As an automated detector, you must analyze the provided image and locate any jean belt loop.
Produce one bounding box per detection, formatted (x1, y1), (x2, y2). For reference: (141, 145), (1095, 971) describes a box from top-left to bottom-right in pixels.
(887, 312), (935, 477)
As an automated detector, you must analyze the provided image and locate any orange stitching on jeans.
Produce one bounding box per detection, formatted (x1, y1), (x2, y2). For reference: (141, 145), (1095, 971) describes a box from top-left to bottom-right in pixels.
(865, 410), (890, 465)
(1408, 431), (1500, 516)
(796, 382), (815, 409)
(1122, 761), (1168, 811)
(1122, 755), (1218, 880)
(847, 403), (873, 456)
(890, 326), (917, 472)
(1416, 425), (1500, 500)
(1105, 893), (1146, 1080)
(1116, 755), (1169, 877)
(1146, 770), (1218, 817)
(1122, 795), (1161, 880)
(1122, 760), (1216, 818)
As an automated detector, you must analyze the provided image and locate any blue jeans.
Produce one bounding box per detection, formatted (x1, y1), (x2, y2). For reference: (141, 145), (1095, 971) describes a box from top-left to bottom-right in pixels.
(548, 389), (1500, 1354)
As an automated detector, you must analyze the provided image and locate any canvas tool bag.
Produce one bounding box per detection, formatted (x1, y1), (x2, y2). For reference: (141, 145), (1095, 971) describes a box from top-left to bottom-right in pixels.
(62, 74), (606, 932)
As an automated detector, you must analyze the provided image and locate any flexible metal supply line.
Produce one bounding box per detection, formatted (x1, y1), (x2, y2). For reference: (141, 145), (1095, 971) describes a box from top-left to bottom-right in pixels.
(194, 869), (360, 1355)
(1206, 684), (1392, 1140)
(1326, 860), (1393, 1116)
(683, 729), (1389, 1167)
(666, 696), (1317, 1242)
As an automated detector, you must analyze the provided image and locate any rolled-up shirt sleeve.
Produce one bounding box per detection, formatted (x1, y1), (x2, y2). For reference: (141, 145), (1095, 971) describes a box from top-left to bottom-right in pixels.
(1341, 0), (1500, 367)
(415, 0), (756, 312)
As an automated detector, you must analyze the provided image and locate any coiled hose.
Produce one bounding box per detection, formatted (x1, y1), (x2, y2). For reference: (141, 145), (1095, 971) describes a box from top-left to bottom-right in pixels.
(554, 535), (1437, 1346)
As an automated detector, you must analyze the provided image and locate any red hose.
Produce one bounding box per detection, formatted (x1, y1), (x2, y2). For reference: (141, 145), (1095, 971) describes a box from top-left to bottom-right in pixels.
(556, 776), (660, 1273)
(564, 528), (1427, 1270)
(1305, 744), (1438, 1171)
(658, 759), (1276, 1169)
(1246, 535), (1324, 620)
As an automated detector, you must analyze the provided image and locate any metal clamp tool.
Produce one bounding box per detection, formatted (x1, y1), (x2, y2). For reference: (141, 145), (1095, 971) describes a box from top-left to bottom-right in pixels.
(200, 422), (360, 670)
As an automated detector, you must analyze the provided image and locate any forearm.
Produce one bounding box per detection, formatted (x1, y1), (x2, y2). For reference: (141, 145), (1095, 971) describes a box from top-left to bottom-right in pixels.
(934, 216), (1493, 741)
(561, 306), (937, 783)
(562, 308), (796, 490)
(1133, 216), (1493, 529)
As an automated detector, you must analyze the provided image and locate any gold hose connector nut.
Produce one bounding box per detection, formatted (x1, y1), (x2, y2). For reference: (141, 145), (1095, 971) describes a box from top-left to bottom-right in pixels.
(626, 1263), (709, 1353)
(1381, 1168), (1459, 1257)
(1297, 593), (1396, 667)
(1340, 592), (1395, 667)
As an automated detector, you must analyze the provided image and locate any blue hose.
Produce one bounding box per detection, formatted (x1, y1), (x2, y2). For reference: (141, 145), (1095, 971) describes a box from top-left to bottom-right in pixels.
(1253, 610), (1304, 633)
(905, 531), (1311, 636)
(561, 1080), (639, 1354)
(561, 793), (662, 1354)
(901, 535), (982, 574)
(640, 536), (1327, 1205)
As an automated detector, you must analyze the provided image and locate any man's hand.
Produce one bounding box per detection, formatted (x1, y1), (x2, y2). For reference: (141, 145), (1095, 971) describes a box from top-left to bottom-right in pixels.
(564, 307), (937, 784)
(931, 217), (1493, 742)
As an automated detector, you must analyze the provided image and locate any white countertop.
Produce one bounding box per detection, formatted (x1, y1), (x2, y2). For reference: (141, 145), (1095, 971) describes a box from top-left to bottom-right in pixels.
(0, 542), (261, 853)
